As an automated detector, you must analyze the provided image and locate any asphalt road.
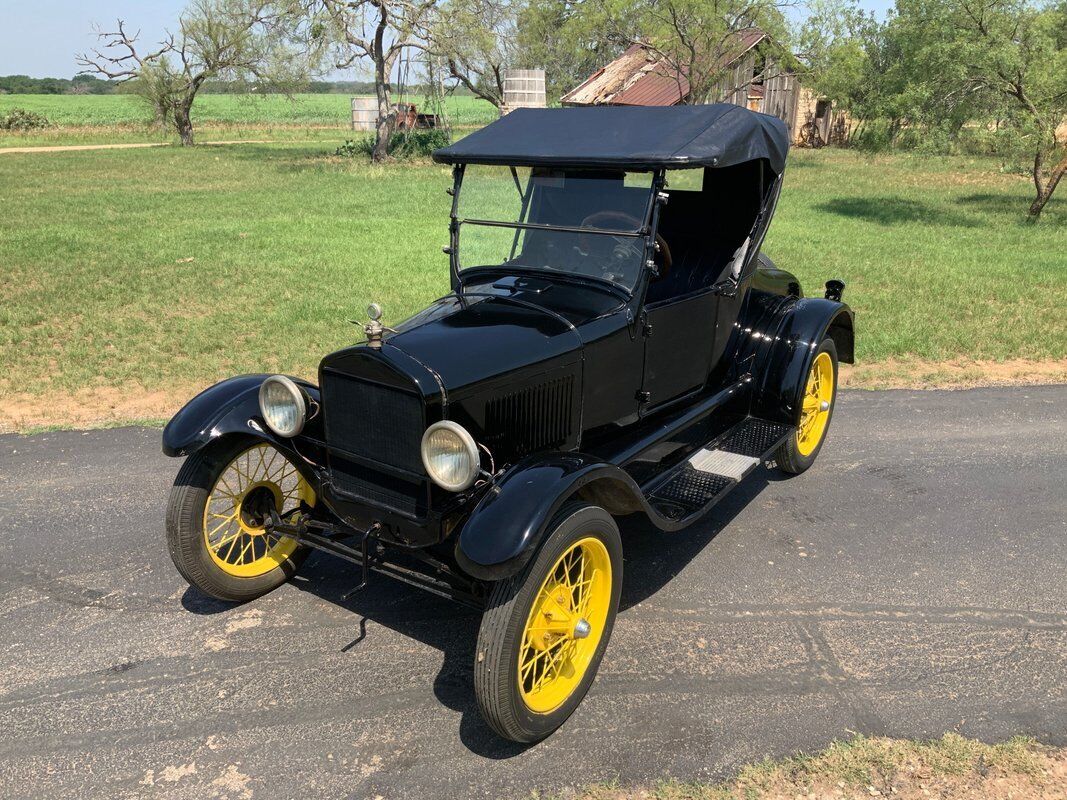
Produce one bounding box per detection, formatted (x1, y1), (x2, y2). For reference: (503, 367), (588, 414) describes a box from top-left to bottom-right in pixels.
(1, 386), (1065, 799)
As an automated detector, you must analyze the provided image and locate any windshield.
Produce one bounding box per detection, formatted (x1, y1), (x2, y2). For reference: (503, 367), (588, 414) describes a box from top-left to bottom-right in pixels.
(457, 165), (656, 291)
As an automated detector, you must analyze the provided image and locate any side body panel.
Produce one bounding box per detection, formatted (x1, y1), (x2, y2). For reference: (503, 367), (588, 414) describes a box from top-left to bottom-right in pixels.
(455, 264), (854, 582)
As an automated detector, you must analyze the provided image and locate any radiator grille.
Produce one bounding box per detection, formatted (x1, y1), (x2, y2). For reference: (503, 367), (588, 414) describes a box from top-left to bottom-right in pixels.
(322, 372), (424, 473)
(328, 454), (426, 517)
(322, 371), (426, 516)
(484, 376), (574, 457)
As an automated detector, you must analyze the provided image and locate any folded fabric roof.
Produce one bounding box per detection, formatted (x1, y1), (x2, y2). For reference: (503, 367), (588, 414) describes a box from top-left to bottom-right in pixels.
(432, 104), (789, 174)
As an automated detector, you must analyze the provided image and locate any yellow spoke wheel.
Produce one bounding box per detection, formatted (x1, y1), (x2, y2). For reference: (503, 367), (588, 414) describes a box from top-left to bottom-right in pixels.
(203, 443), (316, 578)
(518, 536), (612, 713)
(475, 503), (622, 743)
(774, 338), (838, 475)
(167, 436), (314, 602)
(796, 351), (835, 456)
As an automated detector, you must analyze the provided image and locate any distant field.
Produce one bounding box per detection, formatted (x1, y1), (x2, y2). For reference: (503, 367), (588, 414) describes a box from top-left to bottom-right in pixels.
(0, 143), (1064, 430)
(0, 92), (497, 135)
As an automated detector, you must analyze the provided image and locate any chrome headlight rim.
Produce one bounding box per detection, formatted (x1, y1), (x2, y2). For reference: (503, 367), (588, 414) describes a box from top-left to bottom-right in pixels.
(258, 375), (307, 438)
(420, 420), (480, 492)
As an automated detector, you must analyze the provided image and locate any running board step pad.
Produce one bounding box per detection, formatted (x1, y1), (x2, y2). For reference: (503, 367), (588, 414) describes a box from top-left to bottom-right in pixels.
(654, 468), (733, 508)
(717, 419), (792, 458)
(688, 448), (759, 481)
(648, 419), (793, 520)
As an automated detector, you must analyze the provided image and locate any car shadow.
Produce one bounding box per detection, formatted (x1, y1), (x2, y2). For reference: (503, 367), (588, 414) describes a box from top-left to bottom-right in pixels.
(180, 467), (781, 758)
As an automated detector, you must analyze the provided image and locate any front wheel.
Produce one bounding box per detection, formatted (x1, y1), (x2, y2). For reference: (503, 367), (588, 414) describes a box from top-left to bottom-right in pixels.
(474, 502), (622, 743)
(165, 436), (314, 602)
(775, 337), (838, 474)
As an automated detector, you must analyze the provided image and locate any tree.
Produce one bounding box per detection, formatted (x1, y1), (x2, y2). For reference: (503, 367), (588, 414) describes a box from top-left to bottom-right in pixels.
(588, 0), (794, 106)
(434, 0), (520, 110)
(796, 0), (874, 110)
(77, 0), (304, 145)
(516, 0), (617, 100)
(316, 0), (438, 161)
(883, 0), (1066, 217)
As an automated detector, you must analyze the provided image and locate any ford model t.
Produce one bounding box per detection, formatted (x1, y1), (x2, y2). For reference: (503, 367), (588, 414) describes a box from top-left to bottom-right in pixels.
(163, 105), (853, 742)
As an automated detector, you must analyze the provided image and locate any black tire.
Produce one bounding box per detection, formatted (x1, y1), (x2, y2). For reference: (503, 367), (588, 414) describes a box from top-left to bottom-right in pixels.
(165, 435), (309, 603)
(474, 502), (623, 743)
(775, 336), (838, 474)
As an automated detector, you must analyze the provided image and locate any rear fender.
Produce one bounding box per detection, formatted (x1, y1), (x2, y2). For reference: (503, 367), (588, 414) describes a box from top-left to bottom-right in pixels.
(455, 452), (646, 581)
(750, 298), (854, 426)
(162, 375), (324, 478)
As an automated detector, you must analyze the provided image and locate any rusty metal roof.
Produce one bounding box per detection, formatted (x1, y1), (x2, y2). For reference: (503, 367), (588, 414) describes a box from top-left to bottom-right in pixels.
(561, 30), (769, 107)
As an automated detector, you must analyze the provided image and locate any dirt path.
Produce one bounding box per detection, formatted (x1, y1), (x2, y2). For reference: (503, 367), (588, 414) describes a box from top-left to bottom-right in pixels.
(0, 139), (271, 155)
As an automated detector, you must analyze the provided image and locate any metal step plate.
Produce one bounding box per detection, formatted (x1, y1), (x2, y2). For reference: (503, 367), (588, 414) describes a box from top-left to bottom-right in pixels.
(718, 418), (793, 459)
(688, 448), (759, 481)
(653, 467), (733, 509)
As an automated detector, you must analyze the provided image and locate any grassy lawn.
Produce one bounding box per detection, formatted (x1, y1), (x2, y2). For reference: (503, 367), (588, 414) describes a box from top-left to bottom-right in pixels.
(0, 93), (497, 147)
(1, 141), (1064, 429)
(574, 734), (1063, 799)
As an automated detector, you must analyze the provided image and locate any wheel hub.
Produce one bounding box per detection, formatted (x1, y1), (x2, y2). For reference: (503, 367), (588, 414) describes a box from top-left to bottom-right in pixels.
(238, 484), (279, 532)
(201, 443), (315, 578)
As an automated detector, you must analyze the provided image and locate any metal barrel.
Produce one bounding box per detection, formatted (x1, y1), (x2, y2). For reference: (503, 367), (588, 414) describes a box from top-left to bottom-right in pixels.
(351, 96), (377, 131)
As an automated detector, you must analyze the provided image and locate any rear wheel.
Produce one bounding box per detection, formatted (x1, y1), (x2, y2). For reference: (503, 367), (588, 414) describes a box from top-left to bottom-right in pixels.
(474, 503), (622, 742)
(775, 337), (838, 474)
(166, 436), (313, 602)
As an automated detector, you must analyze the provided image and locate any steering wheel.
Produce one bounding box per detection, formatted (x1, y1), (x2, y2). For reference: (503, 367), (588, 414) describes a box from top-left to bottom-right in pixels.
(578, 211), (673, 280)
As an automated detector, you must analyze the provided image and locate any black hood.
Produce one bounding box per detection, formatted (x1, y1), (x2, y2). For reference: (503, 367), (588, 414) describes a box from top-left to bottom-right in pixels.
(385, 294), (582, 394)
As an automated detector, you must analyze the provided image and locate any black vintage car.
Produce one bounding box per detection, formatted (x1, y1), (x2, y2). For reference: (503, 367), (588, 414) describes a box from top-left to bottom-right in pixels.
(163, 104), (853, 742)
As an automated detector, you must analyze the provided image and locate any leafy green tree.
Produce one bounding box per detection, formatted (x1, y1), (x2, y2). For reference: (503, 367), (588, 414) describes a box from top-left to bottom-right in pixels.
(796, 0), (876, 125)
(77, 0), (306, 145)
(880, 0), (1066, 217)
(516, 0), (616, 101)
(314, 0), (440, 162)
(433, 0), (520, 109)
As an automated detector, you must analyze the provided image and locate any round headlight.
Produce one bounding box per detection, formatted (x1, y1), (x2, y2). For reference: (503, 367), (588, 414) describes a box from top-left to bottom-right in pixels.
(258, 375), (306, 438)
(420, 421), (480, 492)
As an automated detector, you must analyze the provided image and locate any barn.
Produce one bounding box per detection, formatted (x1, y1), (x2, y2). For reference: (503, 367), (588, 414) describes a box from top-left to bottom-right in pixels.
(560, 30), (844, 146)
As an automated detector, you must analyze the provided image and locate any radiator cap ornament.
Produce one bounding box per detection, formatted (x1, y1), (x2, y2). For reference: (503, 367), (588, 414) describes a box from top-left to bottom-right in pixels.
(360, 302), (394, 348)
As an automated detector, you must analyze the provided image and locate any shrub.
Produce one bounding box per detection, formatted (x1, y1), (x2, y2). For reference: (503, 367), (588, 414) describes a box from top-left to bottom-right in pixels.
(335, 137), (372, 157)
(387, 127), (452, 158)
(333, 127), (452, 160)
(0, 108), (53, 130)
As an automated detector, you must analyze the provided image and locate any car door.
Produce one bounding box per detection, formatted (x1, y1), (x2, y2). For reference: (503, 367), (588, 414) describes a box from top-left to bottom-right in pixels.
(640, 290), (719, 412)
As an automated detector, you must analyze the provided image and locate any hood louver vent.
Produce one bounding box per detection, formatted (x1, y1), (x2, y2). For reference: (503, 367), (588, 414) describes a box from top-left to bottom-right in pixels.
(484, 376), (574, 458)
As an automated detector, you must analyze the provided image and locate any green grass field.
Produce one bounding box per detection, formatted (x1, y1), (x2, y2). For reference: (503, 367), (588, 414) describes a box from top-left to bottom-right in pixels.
(0, 93), (498, 146)
(1, 140), (1064, 426)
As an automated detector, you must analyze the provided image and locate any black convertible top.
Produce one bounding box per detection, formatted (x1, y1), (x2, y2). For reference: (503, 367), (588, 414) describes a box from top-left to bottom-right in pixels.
(432, 104), (789, 174)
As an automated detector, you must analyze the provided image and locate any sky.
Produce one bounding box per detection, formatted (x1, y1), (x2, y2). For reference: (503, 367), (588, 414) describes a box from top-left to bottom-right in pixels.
(0, 0), (897, 79)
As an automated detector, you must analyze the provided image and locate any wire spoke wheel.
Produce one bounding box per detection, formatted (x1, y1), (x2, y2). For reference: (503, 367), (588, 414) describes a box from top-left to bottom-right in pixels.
(202, 443), (315, 578)
(475, 503), (622, 742)
(517, 537), (612, 712)
(796, 351), (834, 456)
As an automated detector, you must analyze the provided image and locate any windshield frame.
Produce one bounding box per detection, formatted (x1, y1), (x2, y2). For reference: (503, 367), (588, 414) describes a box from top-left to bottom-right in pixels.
(447, 164), (664, 296)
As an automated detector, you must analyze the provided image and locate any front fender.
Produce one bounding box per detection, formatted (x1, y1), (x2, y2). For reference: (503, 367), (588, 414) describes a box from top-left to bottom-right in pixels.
(162, 374), (323, 458)
(455, 452), (645, 581)
(751, 298), (854, 426)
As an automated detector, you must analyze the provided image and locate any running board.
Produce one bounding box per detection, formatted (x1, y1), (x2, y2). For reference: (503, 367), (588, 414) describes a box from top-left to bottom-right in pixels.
(646, 418), (793, 523)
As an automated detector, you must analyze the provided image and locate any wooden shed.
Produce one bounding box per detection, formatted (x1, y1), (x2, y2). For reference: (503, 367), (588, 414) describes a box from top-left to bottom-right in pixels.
(561, 30), (838, 146)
